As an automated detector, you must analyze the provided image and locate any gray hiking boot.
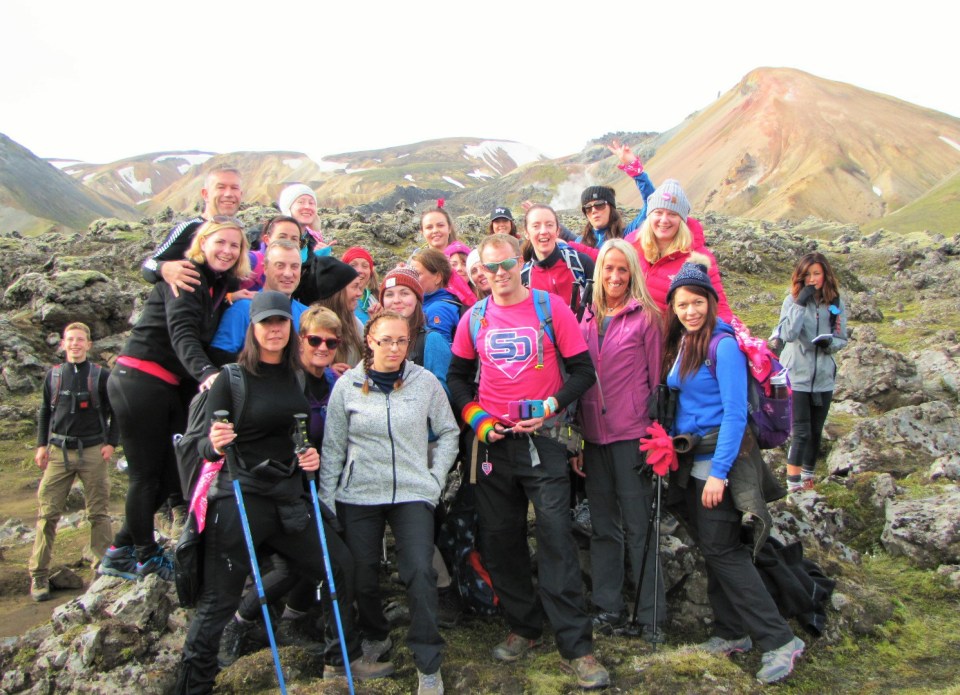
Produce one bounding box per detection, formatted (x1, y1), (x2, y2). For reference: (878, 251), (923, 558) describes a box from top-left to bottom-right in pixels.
(30, 576), (50, 602)
(559, 654), (610, 689)
(698, 634), (753, 656)
(361, 635), (393, 663)
(492, 632), (543, 662)
(756, 636), (805, 684)
(417, 669), (444, 694)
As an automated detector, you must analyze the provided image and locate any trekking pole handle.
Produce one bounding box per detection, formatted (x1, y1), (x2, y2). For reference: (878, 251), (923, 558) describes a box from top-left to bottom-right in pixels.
(293, 413), (309, 455)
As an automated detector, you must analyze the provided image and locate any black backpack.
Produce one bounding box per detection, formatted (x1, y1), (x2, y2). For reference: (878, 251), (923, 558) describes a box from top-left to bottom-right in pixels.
(48, 362), (108, 441)
(174, 363), (246, 500)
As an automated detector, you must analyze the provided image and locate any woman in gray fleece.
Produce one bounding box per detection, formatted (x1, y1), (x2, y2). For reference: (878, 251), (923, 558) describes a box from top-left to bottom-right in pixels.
(320, 310), (459, 695)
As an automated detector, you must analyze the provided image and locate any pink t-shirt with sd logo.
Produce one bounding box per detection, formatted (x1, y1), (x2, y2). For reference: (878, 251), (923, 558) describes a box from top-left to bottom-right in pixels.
(451, 292), (587, 419)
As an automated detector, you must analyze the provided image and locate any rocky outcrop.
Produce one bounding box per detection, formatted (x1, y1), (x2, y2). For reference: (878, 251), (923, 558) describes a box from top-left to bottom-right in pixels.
(834, 344), (925, 411)
(881, 485), (960, 569)
(827, 401), (960, 477)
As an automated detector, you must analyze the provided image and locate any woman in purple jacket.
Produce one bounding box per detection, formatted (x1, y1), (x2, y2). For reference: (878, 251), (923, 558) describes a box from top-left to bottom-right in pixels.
(572, 239), (665, 640)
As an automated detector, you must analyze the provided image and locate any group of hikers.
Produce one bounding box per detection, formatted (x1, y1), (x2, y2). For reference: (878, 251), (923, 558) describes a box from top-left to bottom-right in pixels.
(29, 142), (848, 694)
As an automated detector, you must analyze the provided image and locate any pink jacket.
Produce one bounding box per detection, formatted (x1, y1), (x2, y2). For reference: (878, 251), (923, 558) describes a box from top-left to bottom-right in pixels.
(631, 219), (733, 321)
(577, 299), (662, 445)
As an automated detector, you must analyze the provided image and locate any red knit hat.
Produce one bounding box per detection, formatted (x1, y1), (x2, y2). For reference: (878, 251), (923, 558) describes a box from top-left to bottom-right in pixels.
(341, 247), (374, 268)
(379, 267), (423, 304)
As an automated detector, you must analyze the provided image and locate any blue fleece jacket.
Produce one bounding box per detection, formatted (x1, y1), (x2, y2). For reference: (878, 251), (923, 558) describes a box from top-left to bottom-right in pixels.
(666, 322), (748, 481)
(210, 296), (308, 354)
(422, 288), (462, 344)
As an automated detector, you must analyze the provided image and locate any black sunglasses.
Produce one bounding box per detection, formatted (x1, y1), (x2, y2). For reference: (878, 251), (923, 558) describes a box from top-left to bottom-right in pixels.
(305, 335), (340, 349)
(582, 201), (609, 214)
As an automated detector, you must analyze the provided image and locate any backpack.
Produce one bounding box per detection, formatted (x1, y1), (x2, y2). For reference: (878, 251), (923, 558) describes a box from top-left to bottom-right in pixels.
(706, 334), (792, 449)
(520, 241), (590, 312)
(48, 363), (107, 440)
(174, 363), (246, 500)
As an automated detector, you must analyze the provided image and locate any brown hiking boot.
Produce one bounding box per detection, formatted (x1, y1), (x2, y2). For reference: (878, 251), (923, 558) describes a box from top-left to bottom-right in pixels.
(323, 657), (396, 680)
(30, 576), (50, 602)
(492, 632), (543, 662)
(560, 653), (610, 689)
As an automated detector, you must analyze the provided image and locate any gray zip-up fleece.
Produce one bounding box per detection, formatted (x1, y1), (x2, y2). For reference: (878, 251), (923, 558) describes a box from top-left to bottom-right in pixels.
(319, 360), (459, 512)
(776, 294), (848, 393)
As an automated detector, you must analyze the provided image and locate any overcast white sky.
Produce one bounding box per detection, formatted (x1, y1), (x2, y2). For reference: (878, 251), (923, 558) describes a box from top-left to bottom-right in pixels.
(2, 0), (957, 164)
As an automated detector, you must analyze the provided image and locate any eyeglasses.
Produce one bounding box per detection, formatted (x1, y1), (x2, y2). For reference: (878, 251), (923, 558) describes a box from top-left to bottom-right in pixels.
(582, 201), (609, 214)
(305, 335), (340, 349)
(481, 256), (521, 273)
(372, 338), (411, 348)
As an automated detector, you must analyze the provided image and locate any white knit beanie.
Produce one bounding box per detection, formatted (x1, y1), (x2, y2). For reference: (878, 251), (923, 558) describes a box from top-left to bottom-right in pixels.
(278, 183), (316, 216)
(646, 179), (691, 219)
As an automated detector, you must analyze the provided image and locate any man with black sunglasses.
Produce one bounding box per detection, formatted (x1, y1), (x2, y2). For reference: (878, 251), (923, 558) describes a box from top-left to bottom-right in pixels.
(447, 234), (610, 690)
(209, 240), (307, 365)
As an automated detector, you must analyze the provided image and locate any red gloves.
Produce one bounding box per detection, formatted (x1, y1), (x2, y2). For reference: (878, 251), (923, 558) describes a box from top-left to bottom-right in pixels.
(639, 422), (678, 477)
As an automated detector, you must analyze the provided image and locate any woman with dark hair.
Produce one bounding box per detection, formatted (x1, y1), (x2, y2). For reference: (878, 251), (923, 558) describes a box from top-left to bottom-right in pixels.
(315, 273), (365, 373)
(487, 206), (519, 238)
(410, 248), (462, 345)
(774, 252), (847, 493)
(100, 217), (249, 581)
(176, 292), (392, 692)
(572, 239), (665, 640)
(661, 258), (804, 685)
(320, 310), (459, 695)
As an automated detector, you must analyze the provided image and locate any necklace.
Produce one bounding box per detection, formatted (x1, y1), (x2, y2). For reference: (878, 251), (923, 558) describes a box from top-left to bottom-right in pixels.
(607, 296), (628, 313)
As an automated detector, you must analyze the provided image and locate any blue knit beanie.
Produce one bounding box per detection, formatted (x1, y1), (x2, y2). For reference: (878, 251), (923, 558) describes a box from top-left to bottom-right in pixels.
(667, 254), (717, 302)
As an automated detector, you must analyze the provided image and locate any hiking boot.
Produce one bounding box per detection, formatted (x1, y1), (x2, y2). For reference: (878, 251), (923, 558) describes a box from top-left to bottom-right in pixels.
(30, 576), (50, 602)
(275, 615), (323, 652)
(418, 669), (444, 694)
(324, 657), (395, 680)
(98, 545), (138, 580)
(219, 616), (256, 668)
(136, 549), (175, 581)
(361, 635), (393, 663)
(698, 634), (753, 656)
(492, 632), (543, 662)
(437, 586), (462, 628)
(571, 499), (593, 537)
(592, 609), (628, 635)
(756, 636), (805, 684)
(801, 475), (816, 491)
(559, 653), (610, 689)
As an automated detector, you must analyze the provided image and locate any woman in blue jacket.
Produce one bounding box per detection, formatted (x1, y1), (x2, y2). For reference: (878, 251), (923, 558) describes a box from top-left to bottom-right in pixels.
(573, 239), (664, 640)
(774, 252), (847, 492)
(662, 257), (804, 685)
(410, 248), (462, 345)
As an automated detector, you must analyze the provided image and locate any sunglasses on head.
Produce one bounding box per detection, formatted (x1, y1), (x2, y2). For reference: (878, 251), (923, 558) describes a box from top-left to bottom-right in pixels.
(582, 201), (609, 214)
(305, 335), (340, 349)
(482, 256), (521, 273)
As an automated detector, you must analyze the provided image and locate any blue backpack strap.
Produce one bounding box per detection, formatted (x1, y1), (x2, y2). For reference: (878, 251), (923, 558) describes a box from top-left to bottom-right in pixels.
(469, 296), (490, 349)
(531, 289), (555, 370)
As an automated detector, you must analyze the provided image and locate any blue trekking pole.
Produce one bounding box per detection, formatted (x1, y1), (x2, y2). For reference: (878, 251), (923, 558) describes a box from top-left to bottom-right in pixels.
(294, 413), (355, 694)
(215, 410), (287, 694)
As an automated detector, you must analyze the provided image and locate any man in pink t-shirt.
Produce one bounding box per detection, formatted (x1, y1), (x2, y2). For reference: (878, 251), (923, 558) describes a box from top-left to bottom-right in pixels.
(447, 234), (610, 689)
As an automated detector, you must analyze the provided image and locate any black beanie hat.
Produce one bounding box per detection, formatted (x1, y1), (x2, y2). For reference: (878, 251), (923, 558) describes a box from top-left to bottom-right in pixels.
(295, 256), (359, 305)
(581, 186), (616, 209)
(666, 255), (718, 303)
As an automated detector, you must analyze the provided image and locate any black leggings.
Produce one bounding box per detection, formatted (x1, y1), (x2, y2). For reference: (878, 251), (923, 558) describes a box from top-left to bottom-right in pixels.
(788, 390), (833, 473)
(108, 367), (188, 559)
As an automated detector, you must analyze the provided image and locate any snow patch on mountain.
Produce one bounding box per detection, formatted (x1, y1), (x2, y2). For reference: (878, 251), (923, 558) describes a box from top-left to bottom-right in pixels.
(154, 153), (214, 167)
(873, 186), (883, 196)
(404, 174), (415, 182)
(443, 176), (466, 189)
(467, 170), (493, 180)
(940, 136), (960, 152)
(463, 140), (542, 174)
(118, 166), (153, 198)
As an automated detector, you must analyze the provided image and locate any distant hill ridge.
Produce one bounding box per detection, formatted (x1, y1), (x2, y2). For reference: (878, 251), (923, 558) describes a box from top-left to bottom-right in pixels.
(2, 67), (959, 234)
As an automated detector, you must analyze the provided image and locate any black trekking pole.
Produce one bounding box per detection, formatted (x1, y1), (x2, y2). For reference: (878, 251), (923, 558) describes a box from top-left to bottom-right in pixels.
(628, 474), (663, 651)
(294, 413), (355, 695)
(215, 410), (287, 694)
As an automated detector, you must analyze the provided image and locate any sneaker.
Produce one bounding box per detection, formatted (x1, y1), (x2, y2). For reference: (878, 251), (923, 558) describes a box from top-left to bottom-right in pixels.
(756, 636), (805, 684)
(591, 609), (628, 635)
(136, 549), (175, 581)
(98, 545), (138, 580)
(418, 669), (444, 695)
(219, 617), (256, 668)
(492, 632), (543, 662)
(361, 635), (393, 663)
(559, 654), (610, 690)
(698, 634), (753, 656)
(571, 499), (593, 537)
(324, 657), (395, 680)
(801, 475), (816, 491)
(30, 576), (51, 602)
(437, 586), (462, 628)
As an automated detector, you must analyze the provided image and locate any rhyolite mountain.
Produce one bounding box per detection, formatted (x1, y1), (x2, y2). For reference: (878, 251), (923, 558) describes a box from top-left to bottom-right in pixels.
(2, 67), (958, 234)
